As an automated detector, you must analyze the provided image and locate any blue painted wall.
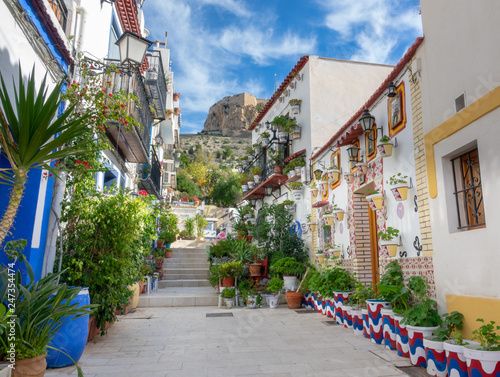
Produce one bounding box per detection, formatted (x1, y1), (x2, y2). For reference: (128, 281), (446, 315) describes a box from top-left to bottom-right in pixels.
(0, 0), (69, 280)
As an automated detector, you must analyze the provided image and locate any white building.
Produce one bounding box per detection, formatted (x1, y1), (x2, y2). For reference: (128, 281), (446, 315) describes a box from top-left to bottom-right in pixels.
(242, 55), (393, 248)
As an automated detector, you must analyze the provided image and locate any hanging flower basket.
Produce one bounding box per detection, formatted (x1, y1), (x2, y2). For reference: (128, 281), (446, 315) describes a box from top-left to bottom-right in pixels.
(307, 221), (317, 232)
(323, 214), (335, 226)
(291, 126), (301, 140)
(314, 169), (323, 180)
(344, 172), (355, 184)
(311, 187), (319, 198)
(262, 137), (270, 146)
(332, 209), (345, 221)
(380, 240), (399, 257)
(174, 107), (181, 115)
(327, 168), (340, 181)
(287, 170), (296, 179)
(242, 160), (249, 167)
(316, 253), (325, 264)
(254, 175), (261, 184)
(291, 104), (300, 115)
(173, 93), (180, 101)
(330, 247), (341, 258)
(248, 181), (255, 190)
(378, 142), (394, 157)
(356, 163), (368, 174)
(294, 166), (302, 176)
(390, 182), (409, 201)
(318, 180), (329, 192)
(248, 153), (255, 161)
(254, 146), (262, 155)
(242, 184), (249, 193)
(284, 204), (296, 212)
(278, 132), (288, 144)
(366, 193), (384, 210)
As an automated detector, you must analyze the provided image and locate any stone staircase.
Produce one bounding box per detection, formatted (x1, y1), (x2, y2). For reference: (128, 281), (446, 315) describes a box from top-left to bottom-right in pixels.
(138, 240), (219, 307)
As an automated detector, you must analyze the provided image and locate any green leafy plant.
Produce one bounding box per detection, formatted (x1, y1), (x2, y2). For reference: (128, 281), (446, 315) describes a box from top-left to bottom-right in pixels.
(272, 115), (298, 133)
(250, 166), (263, 176)
(270, 257), (305, 277)
(402, 276), (441, 327)
(366, 189), (380, 196)
(229, 237), (253, 264)
(0, 70), (94, 245)
(266, 276), (284, 294)
(261, 131), (271, 139)
(269, 148), (284, 166)
(288, 182), (303, 190)
(220, 287), (236, 299)
(0, 258), (95, 373)
(158, 209), (179, 244)
(378, 227), (400, 242)
(218, 261), (244, 279)
(380, 135), (392, 143)
(289, 99), (302, 106)
(350, 282), (378, 309)
(377, 260), (410, 313)
(306, 213), (312, 222)
(195, 213), (208, 239)
(331, 204), (343, 211)
(472, 319), (500, 351)
(316, 249), (325, 254)
(184, 217), (196, 239)
(433, 311), (464, 341)
(246, 147), (254, 154)
(387, 173), (409, 186)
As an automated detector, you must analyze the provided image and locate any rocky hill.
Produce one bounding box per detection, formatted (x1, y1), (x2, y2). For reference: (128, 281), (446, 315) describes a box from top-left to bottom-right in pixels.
(202, 93), (267, 137)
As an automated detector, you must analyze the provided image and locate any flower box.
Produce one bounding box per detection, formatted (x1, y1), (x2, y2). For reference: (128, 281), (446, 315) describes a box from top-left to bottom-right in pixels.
(390, 182), (409, 201)
(378, 142), (394, 157)
(323, 214), (335, 226)
(291, 126), (301, 140)
(290, 104), (300, 115)
(366, 193), (384, 210)
(356, 163), (368, 174)
(327, 168), (340, 181)
(311, 187), (319, 198)
(332, 209), (345, 221)
(344, 173), (354, 184)
(278, 132), (288, 144)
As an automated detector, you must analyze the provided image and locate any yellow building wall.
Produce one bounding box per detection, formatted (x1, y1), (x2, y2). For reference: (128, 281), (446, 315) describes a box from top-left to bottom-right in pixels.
(446, 295), (500, 340)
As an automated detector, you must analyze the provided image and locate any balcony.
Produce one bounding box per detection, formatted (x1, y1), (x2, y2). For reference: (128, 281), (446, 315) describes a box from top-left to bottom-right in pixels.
(138, 148), (162, 197)
(144, 50), (167, 120)
(104, 62), (152, 164)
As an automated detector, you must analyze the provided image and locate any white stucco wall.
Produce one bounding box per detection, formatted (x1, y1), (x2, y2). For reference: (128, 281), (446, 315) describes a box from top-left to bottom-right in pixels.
(419, 0), (500, 132)
(418, 1), (500, 307)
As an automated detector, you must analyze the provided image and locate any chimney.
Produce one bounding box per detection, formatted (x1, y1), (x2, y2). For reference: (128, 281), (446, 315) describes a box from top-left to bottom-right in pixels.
(164, 32), (168, 49)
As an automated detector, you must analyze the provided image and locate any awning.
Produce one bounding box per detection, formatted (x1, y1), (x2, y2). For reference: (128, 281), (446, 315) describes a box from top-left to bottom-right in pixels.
(337, 124), (363, 147)
(284, 148), (306, 164)
(242, 174), (287, 200)
(312, 200), (329, 208)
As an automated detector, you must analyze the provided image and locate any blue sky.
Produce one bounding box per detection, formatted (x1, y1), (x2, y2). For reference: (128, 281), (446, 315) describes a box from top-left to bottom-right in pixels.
(143, 0), (422, 134)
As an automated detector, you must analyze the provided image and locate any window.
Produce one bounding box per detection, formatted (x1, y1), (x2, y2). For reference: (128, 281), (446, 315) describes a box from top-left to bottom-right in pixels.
(330, 149), (341, 189)
(365, 124), (377, 161)
(108, 17), (121, 60)
(322, 224), (332, 246)
(387, 81), (407, 138)
(350, 140), (360, 172)
(48, 0), (68, 32)
(451, 148), (485, 229)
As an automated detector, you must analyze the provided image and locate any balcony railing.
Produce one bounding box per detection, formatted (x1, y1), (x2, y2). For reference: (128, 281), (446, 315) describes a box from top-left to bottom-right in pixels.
(144, 50), (167, 120)
(103, 60), (152, 164)
(138, 148), (162, 197)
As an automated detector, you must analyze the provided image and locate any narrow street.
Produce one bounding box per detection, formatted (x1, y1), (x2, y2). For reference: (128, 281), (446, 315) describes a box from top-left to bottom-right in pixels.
(45, 306), (413, 377)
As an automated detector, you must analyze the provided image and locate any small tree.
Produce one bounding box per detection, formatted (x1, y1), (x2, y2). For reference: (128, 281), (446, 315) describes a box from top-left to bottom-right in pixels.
(195, 213), (208, 240)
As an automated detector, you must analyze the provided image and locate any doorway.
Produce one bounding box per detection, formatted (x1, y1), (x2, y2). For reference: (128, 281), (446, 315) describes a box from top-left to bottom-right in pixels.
(368, 207), (380, 288)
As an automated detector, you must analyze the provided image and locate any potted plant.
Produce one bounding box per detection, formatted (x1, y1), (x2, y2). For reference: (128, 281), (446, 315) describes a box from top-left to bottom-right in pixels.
(289, 98), (302, 115)
(366, 189), (384, 211)
(310, 181), (319, 199)
(270, 257), (305, 291)
(327, 165), (341, 181)
(356, 162), (369, 175)
(248, 244), (263, 276)
(387, 173), (410, 201)
(239, 172), (250, 193)
(344, 172), (355, 184)
(306, 213), (317, 232)
(424, 311), (464, 377)
(329, 267), (357, 326)
(377, 227), (400, 257)
(463, 319), (500, 377)
(219, 261), (243, 287)
(260, 131), (271, 146)
(266, 277), (284, 309)
(292, 158), (306, 175)
(0, 257), (94, 376)
(316, 249), (326, 264)
(443, 333), (478, 377)
(328, 243), (342, 258)
(236, 279), (252, 306)
(283, 199), (295, 212)
(283, 162), (296, 178)
(350, 282), (377, 336)
(253, 142), (263, 155)
(313, 169), (323, 181)
(322, 210), (335, 226)
(220, 287), (236, 309)
(331, 204), (345, 221)
(246, 285), (263, 309)
(269, 148), (284, 173)
(250, 166), (263, 184)
(288, 182), (303, 201)
(164, 247), (173, 258)
(291, 125), (301, 140)
(378, 135), (394, 157)
(403, 276), (442, 367)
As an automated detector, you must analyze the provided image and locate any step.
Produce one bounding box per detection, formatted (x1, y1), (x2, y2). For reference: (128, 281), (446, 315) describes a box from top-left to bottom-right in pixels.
(159, 279), (211, 288)
(138, 286), (219, 307)
(163, 273), (208, 280)
(164, 262), (210, 269)
(165, 257), (208, 263)
(164, 267), (209, 273)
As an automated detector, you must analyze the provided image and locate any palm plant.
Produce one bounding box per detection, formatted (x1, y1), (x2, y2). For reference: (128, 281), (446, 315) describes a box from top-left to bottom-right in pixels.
(0, 69), (91, 245)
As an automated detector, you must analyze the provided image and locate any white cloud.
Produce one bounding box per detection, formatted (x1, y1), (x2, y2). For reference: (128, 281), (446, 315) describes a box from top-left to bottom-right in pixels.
(143, 0), (316, 132)
(318, 0), (422, 64)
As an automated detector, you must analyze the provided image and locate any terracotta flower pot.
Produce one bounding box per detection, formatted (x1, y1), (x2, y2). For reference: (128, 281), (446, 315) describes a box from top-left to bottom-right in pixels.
(173, 93), (180, 101)
(157, 240), (164, 248)
(285, 291), (303, 309)
(222, 277), (234, 287)
(13, 354), (47, 377)
(164, 250), (172, 258)
(248, 263), (262, 276)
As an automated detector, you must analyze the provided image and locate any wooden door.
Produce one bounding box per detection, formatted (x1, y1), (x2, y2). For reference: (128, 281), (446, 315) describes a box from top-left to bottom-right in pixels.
(368, 207), (380, 289)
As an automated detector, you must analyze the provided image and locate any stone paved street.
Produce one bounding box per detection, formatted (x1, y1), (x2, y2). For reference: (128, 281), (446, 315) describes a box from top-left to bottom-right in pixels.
(45, 306), (413, 377)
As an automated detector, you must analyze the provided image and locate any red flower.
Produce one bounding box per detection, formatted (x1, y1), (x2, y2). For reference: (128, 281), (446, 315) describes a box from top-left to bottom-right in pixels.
(119, 69), (122, 73)
(120, 104), (125, 108)
(102, 110), (106, 115)
(98, 126), (105, 131)
(72, 80), (76, 84)
(76, 160), (81, 164)
(138, 190), (148, 196)
(108, 93), (113, 97)
(102, 89), (106, 94)
(119, 118), (124, 123)
(49, 173), (53, 178)
(124, 120), (128, 125)
(90, 65), (95, 69)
